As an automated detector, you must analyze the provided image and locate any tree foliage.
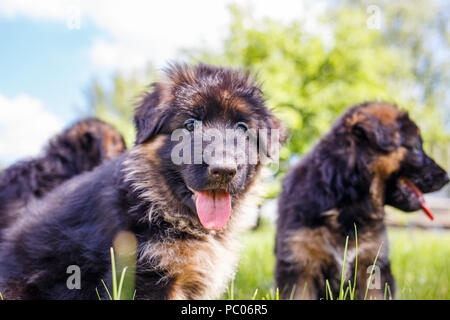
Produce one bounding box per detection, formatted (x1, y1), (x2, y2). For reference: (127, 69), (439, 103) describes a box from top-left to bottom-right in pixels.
(193, 3), (449, 162)
(87, 1), (450, 176)
(87, 67), (158, 147)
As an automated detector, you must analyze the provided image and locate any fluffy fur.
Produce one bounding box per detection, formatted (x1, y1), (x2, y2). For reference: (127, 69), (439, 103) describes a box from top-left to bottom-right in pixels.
(0, 118), (126, 236)
(0, 64), (283, 300)
(275, 102), (449, 299)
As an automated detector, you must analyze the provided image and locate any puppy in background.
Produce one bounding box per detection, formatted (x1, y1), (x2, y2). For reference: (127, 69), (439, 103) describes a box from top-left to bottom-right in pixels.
(275, 102), (449, 299)
(0, 118), (126, 234)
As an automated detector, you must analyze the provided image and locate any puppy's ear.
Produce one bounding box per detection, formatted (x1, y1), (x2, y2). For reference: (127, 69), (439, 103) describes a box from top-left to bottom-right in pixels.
(266, 114), (287, 145)
(134, 84), (170, 145)
(259, 112), (287, 160)
(351, 115), (399, 152)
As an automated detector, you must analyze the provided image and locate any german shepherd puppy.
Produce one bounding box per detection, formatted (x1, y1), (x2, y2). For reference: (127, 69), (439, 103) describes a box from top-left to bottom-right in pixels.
(0, 118), (126, 235)
(275, 102), (449, 299)
(0, 64), (283, 299)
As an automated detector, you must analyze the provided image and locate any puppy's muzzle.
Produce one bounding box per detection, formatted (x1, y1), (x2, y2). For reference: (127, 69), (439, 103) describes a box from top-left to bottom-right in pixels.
(208, 162), (237, 184)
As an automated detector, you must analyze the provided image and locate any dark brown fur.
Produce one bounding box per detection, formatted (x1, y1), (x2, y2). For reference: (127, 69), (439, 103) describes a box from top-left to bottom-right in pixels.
(276, 102), (448, 299)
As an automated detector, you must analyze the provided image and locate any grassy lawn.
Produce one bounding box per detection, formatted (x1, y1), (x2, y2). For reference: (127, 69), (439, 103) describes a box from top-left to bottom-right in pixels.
(228, 220), (450, 300)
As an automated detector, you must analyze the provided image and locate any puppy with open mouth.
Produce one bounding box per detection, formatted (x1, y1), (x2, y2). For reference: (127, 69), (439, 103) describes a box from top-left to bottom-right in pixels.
(275, 102), (449, 300)
(0, 63), (284, 300)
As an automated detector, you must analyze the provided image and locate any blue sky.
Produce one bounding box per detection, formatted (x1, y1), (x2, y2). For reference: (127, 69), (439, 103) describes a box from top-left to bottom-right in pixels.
(0, 0), (227, 164)
(0, 11), (116, 164)
(0, 17), (109, 121)
(0, 0), (322, 166)
(1, 0), (446, 167)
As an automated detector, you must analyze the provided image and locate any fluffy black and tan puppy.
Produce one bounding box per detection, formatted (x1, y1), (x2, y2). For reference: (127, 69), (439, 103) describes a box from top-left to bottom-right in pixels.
(0, 64), (283, 300)
(275, 102), (448, 300)
(0, 118), (126, 234)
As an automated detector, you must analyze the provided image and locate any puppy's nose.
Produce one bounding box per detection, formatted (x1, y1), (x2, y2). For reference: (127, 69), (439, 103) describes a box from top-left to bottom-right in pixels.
(208, 164), (237, 183)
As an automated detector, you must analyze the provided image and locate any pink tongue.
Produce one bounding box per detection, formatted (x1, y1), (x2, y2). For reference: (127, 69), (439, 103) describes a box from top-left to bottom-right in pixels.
(400, 178), (434, 221)
(195, 191), (231, 230)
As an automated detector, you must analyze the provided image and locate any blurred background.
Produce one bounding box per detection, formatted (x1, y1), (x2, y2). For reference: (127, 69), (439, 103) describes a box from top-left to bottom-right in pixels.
(0, 0), (449, 299)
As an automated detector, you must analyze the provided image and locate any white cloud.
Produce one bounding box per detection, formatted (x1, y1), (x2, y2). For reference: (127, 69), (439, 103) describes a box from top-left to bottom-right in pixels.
(84, 0), (232, 71)
(0, 94), (63, 165)
(0, 0), (68, 20)
(0, 0), (328, 72)
(0, 0), (231, 70)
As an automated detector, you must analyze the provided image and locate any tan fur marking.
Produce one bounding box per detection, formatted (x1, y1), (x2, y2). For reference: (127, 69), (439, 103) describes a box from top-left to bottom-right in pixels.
(371, 147), (407, 179)
(345, 112), (367, 128)
(287, 213), (388, 300)
(141, 236), (240, 300)
(103, 129), (125, 159)
(219, 89), (249, 113)
(369, 175), (386, 212)
(362, 103), (401, 125)
(138, 135), (166, 164)
(231, 96), (250, 113)
(67, 121), (89, 140)
(368, 147), (406, 211)
(287, 222), (335, 299)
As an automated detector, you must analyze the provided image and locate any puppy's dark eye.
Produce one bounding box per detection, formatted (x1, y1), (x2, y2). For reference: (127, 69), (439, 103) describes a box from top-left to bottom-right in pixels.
(184, 118), (197, 132)
(405, 142), (421, 151)
(236, 122), (248, 132)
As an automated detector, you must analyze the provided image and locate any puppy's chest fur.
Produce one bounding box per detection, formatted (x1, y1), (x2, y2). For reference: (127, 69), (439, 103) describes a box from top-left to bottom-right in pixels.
(138, 231), (240, 299)
(124, 143), (257, 299)
(287, 210), (387, 278)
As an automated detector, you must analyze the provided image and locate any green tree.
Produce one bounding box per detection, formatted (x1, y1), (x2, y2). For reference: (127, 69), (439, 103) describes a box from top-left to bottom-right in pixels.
(87, 2), (450, 179)
(87, 66), (158, 147)
(191, 4), (449, 163)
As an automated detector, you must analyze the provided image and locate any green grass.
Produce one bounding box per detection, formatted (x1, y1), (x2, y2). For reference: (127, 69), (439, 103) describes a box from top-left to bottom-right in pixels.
(389, 228), (450, 299)
(3, 219), (446, 300)
(96, 247), (133, 300)
(227, 220), (450, 300)
(227, 220), (277, 300)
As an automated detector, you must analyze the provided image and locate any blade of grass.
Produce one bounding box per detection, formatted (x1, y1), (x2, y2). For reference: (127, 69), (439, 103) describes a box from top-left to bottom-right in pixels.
(384, 282), (388, 300)
(227, 278), (235, 300)
(0, 291), (3, 300)
(101, 279), (112, 300)
(300, 283), (308, 300)
(352, 224), (358, 300)
(387, 283), (392, 300)
(117, 266), (128, 300)
(251, 288), (259, 300)
(95, 287), (102, 300)
(289, 284), (297, 300)
(343, 280), (352, 300)
(325, 279), (333, 300)
(338, 236), (349, 300)
(110, 247), (117, 299)
(364, 242), (383, 300)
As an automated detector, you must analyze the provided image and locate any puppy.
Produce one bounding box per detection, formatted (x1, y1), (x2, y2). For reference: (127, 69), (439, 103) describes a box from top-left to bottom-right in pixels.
(0, 64), (283, 300)
(275, 102), (449, 299)
(0, 118), (126, 234)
